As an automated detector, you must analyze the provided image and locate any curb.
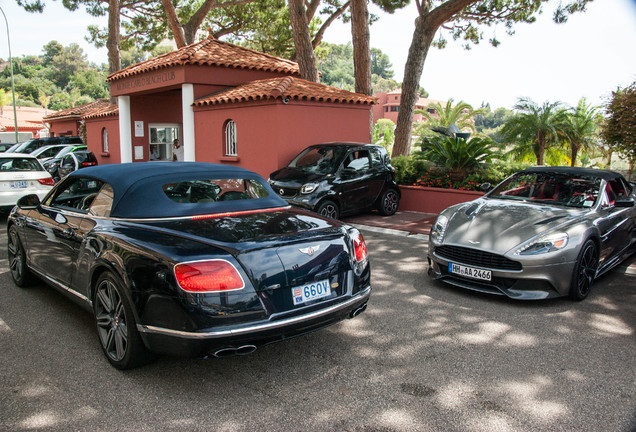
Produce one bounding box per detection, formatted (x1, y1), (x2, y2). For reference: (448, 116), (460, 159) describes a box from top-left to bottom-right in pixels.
(349, 223), (429, 241)
(620, 264), (636, 277)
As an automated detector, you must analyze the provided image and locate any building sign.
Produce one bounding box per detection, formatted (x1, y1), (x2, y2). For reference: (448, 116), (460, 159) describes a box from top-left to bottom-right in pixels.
(115, 71), (177, 92)
(134, 146), (144, 160)
(135, 121), (144, 137)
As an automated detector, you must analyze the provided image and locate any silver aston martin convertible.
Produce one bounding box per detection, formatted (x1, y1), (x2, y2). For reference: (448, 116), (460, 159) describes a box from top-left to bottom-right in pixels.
(427, 166), (636, 300)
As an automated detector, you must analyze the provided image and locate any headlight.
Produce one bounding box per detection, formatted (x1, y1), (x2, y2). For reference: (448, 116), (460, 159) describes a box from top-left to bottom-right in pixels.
(515, 233), (568, 255)
(430, 215), (449, 245)
(301, 183), (319, 194)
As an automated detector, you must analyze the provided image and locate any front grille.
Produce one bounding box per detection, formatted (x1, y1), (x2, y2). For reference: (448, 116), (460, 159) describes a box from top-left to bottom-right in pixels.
(273, 186), (298, 198)
(435, 245), (522, 271)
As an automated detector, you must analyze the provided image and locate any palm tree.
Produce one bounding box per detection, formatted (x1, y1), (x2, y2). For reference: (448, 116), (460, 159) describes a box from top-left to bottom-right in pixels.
(417, 135), (500, 179)
(562, 98), (602, 167)
(501, 98), (570, 165)
(416, 99), (485, 133)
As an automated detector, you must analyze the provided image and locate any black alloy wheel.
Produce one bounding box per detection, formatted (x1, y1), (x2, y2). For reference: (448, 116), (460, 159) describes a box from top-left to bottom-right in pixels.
(93, 272), (151, 369)
(316, 200), (340, 219)
(569, 240), (598, 301)
(378, 188), (399, 216)
(8, 225), (35, 287)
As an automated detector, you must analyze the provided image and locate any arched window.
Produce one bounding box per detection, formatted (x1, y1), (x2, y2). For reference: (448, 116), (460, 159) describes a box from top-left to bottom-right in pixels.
(224, 120), (237, 157)
(102, 128), (109, 154)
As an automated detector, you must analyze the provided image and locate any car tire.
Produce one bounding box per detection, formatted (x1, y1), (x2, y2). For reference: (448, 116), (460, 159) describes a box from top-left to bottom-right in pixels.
(93, 272), (152, 369)
(378, 188), (400, 216)
(8, 225), (36, 287)
(316, 200), (340, 219)
(569, 239), (598, 301)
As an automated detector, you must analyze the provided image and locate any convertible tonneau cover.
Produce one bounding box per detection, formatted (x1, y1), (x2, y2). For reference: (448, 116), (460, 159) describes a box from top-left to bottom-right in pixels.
(67, 162), (288, 219)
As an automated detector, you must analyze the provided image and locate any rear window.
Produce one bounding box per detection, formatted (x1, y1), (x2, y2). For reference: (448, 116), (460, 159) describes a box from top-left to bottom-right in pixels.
(162, 179), (270, 203)
(76, 152), (97, 165)
(0, 158), (43, 172)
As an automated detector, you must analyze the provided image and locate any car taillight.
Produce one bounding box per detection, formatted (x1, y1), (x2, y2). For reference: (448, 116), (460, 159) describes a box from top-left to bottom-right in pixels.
(174, 259), (245, 293)
(38, 177), (55, 186)
(81, 162), (96, 167)
(353, 232), (368, 262)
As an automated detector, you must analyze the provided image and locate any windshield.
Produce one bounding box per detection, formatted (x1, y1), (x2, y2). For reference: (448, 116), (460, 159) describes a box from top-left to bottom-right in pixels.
(489, 172), (601, 208)
(288, 146), (347, 175)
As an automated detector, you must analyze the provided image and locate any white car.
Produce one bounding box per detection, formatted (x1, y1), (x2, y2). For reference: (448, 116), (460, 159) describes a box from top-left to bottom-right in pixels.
(0, 153), (54, 212)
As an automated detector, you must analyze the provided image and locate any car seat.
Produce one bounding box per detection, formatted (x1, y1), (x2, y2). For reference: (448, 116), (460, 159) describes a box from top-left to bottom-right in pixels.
(606, 184), (616, 206)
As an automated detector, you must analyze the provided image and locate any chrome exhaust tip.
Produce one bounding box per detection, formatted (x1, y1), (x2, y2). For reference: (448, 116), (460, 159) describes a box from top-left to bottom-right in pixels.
(349, 303), (367, 318)
(211, 345), (257, 358)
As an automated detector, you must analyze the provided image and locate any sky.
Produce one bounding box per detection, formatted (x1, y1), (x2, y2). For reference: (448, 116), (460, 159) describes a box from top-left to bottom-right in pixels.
(0, 0), (635, 110)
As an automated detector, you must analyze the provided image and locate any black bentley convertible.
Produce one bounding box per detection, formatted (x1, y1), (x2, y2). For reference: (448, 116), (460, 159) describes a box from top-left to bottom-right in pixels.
(7, 162), (371, 369)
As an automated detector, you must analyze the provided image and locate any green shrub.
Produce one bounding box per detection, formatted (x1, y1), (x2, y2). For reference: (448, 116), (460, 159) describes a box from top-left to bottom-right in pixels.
(391, 155), (434, 185)
(391, 155), (531, 191)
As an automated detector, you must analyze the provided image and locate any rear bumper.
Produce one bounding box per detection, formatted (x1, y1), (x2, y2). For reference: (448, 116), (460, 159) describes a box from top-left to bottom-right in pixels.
(137, 286), (371, 357)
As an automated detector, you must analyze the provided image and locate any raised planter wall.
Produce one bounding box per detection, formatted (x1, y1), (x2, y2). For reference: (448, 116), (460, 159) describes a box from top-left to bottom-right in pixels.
(399, 185), (484, 214)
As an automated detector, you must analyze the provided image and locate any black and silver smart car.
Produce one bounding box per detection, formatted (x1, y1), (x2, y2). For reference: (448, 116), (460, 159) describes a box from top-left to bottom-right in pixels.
(269, 142), (400, 219)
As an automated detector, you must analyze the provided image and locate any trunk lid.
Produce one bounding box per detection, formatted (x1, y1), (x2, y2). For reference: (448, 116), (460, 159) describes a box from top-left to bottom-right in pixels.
(238, 233), (352, 315)
(136, 208), (355, 315)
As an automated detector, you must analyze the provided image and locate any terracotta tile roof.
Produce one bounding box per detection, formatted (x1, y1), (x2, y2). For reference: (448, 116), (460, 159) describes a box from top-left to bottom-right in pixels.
(107, 37), (300, 82)
(194, 77), (377, 107)
(82, 103), (119, 120)
(1, 105), (49, 123)
(0, 116), (43, 130)
(43, 99), (111, 121)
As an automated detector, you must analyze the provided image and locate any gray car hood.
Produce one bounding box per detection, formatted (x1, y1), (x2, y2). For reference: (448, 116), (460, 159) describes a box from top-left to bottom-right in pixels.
(443, 198), (584, 254)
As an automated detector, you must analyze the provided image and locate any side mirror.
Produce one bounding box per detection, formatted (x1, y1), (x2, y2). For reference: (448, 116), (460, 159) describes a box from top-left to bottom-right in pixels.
(479, 183), (492, 193)
(341, 167), (357, 178)
(615, 198), (635, 208)
(17, 194), (41, 210)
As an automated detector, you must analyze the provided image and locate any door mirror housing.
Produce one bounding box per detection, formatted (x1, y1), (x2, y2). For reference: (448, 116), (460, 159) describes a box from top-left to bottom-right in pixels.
(17, 194), (41, 210)
(341, 167), (358, 178)
(479, 183), (492, 193)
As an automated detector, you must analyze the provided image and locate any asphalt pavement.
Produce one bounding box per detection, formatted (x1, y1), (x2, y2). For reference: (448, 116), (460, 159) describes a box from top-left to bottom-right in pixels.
(0, 217), (635, 432)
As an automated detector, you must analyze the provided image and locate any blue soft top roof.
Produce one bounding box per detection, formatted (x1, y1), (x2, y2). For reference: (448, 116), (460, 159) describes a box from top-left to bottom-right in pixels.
(68, 162), (288, 218)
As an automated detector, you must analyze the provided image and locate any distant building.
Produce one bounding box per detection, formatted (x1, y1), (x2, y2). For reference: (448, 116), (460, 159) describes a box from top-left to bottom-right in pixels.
(44, 37), (376, 178)
(44, 99), (110, 137)
(0, 105), (48, 142)
(373, 91), (445, 124)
